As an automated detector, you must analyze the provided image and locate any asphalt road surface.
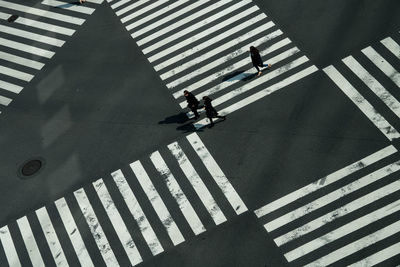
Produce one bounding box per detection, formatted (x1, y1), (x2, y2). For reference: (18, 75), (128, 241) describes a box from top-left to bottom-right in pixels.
(1, 0), (400, 266)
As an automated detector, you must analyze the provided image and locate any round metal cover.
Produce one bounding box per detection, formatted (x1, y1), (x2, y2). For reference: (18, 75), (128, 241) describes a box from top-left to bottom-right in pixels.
(20, 159), (43, 177)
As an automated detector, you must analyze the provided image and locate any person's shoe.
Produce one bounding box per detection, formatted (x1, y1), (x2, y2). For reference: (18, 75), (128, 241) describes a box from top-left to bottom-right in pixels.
(223, 116), (227, 120)
(268, 64), (272, 68)
(257, 71), (262, 77)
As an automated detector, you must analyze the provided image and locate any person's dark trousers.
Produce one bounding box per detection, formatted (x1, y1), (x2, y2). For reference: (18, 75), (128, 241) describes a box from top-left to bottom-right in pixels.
(190, 105), (199, 118)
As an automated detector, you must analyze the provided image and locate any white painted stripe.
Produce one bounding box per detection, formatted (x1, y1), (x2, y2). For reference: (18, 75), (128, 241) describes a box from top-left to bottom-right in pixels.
(0, 24), (65, 47)
(0, 79), (24, 94)
(187, 133), (248, 214)
(111, 0), (131, 10)
(181, 45), (299, 110)
(41, 0), (95, 15)
(142, 0), (248, 53)
(136, 0), (230, 46)
(0, 0), (85, 25)
(130, 161), (185, 246)
(54, 198), (94, 267)
(349, 241), (400, 267)
(150, 151), (206, 235)
(93, 179), (142, 266)
(254, 145), (397, 218)
(323, 65), (400, 140)
(86, 0), (104, 4)
(112, 169), (164, 256)
(36, 207), (68, 267)
(116, 0), (150, 16)
(0, 95), (12, 106)
(0, 11), (75, 36)
(173, 37), (290, 99)
(74, 188), (119, 266)
(0, 65), (34, 82)
(125, 0), (189, 31)
(193, 65), (318, 129)
(156, 14), (269, 73)
(121, 0), (169, 24)
(284, 185), (400, 261)
(148, 5), (264, 62)
(0, 225), (22, 267)
(168, 29), (283, 89)
(344, 55), (400, 118)
(131, 0), (210, 39)
(16, 216), (45, 267)
(168, 141), (227, 225)
(0, 51), (44, 70)
(0, 37), (55, 58)
(304, 220), (400, 267)
(362, 46), (400, 88)
(381, 37), (400, 60)
(265, 161), (400, 232)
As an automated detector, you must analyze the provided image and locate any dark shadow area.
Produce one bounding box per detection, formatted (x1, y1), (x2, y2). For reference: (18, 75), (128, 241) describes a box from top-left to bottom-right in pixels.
(221, 70), (246, 82)
(158, 112), (191, 125)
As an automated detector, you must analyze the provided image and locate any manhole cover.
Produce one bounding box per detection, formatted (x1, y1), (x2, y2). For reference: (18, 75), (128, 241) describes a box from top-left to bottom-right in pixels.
(19, 159), (43, 178)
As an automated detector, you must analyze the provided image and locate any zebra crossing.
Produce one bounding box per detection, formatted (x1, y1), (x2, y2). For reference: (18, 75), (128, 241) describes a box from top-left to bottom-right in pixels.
(254, 145), (400, 266)
(0, 133), (247, 266)
(107, 0), (319, 129)
(323, 32), (400, 141)
(0, 0), (103, 115)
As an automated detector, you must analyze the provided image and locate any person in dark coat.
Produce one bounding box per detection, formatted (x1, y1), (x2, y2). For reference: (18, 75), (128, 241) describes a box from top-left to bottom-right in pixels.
(184, 90), (200, 119)
(250, 46), (271, 77)
(203, 96), (226, 127)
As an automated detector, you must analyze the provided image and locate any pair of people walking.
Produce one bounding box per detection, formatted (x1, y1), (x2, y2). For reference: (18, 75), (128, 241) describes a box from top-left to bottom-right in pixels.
(184, 90), (225, 127)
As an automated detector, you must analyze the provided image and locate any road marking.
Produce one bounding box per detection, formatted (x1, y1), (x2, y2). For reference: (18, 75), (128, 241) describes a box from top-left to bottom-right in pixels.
(150, 151), (206, 235)
(93, 178), (143, 266)
(381, 36), (400, 60)
(1, 94), (13, 106)
(349, 241), (400, 267)
(112, 169), (164, 256)
(323, 65), (400, 140)
(41, 0), (95, 15)
(121, 0), (169, 24)
(16, 216), (45, 266)
(111, 0), (131, 10)
(130, 161), (185, 246)
(116, 0), (150, 16)
(36, 207), (69, 267)
(0, 37), (55, 58)
(55, 197), (94, 267)
(0, 80), (23, 94)
(0, 225), (22, 267)
(187, 133), (248, 215)
(0, 65), (34, 82)
(74, 188), (119, 266)
(0, 51), (44, 70)
(168, 141), (227, 225)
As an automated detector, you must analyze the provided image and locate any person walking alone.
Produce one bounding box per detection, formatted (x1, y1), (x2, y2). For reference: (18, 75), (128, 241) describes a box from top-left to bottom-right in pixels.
(203, 96), (226, 127)
(250, 46), (271, 77)
(184, 90), (200, 119)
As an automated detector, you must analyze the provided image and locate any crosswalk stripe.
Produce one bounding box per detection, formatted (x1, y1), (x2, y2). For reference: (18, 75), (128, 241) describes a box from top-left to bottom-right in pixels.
(264, 161), (400, 232)
(0, 51), (45, 70)
(167, 29), (283, 90)
(111, 169), (164, 256)
(130, 161), (185, 246)
(174, 36), (290, 100)
(16, 216), (45, 266)
(0, 79), (23, 94)
(125, 0), (189, 31)
(121, 0), (169, 24)
(150, 151), (206, 236)
(0, 65), (34, 82)
(0, 0), (85, 25)
(116, 0), (150, 17)
(130, 0), (210, 39)
(142, 0), (248, 54)
(349, 241), (400, 267)
(343, 55), (400, 118)
(0, 11), (75, 36)
(93, 178), (143, 266)
(168, 141), (227, 225)
(74, 188), (119, 266)
(254, 145), (396, 218)
(111, 0), (131, 10)
(284, 195), (400, 262)
(54, 197), (94, 267)
(362, 46), (400, 88)
(187, 133), (248, 215)
(0, 94), (13, 106)
(41, 0), (95, 15)
(136, 0), (230, 46)
(148, 5), (264, 63)
(193, 65), (318, 129)
(36, 207), (69, 267)
(304, 219), (400, 267)
(0, 225), (22, 267)
(323, 65), (400, 141)
(0, 37), (55, 59)
(381, 37), (400, 60)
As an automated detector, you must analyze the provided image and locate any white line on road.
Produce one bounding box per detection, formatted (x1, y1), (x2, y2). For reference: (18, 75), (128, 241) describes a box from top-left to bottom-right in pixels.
(116, 0), (150, 16)
(41, 0), (95, 15)
(0, 51), (44, 70)
(0, 79), (24, 94)
(0, 65), (34, 82)
(121, 0), (169, 24)
(0, 95), (12, 106)
(381, 37), (400, 60)
(0, 37), (55, 58)
(349, 241), (400, 267)
(0, 225), (22, 267)
(16, 216), (45, 266)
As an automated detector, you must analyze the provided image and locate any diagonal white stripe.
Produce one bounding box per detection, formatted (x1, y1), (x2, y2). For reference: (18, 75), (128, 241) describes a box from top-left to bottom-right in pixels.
(0, 65), (34, 82)
(116, 0), (150, 16)
(121, 0), (169, 24)
(0, 225), (22, 267)
(349, 241), (400, 267)
(17, 216), (45, 266)
(0, 51), (44, 70)
(0, 95), (12, 106)
(381, 37), (400, 60)
(0, 37), (55, 58)
(41, 0), (95, 14)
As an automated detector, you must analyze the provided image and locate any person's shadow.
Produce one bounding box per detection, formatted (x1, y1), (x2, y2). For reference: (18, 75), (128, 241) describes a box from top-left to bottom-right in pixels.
(158, 112), (203, 133)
